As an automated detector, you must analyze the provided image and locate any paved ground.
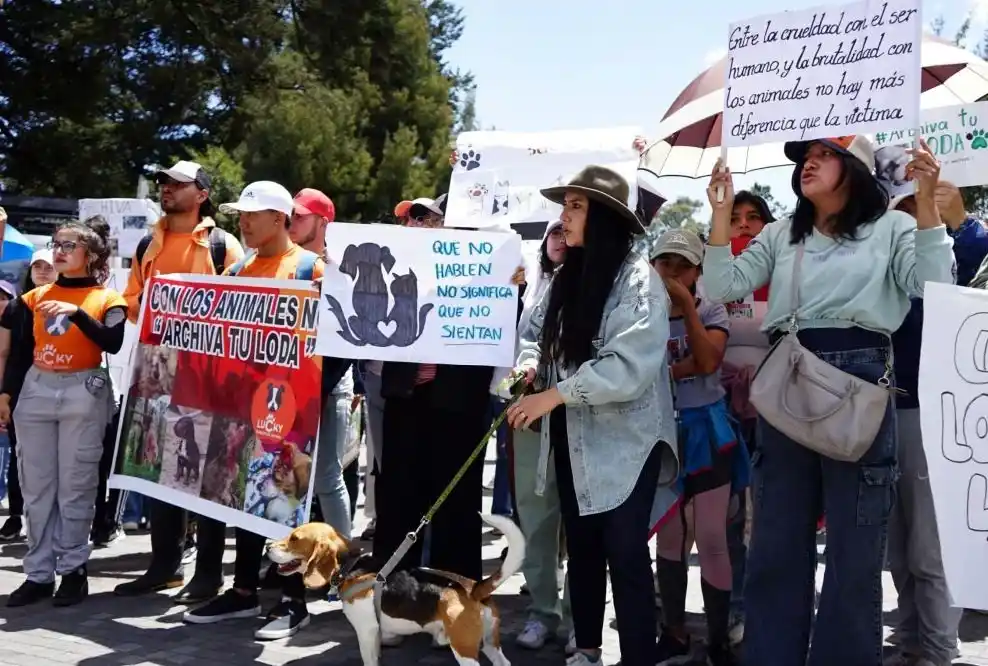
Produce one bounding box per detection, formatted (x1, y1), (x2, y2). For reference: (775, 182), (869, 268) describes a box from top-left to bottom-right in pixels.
(2, 444), (988, 665)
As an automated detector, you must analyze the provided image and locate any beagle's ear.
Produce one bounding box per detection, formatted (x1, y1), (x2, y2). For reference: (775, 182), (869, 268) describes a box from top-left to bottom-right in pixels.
(302, 540), (338, 589)
(381, 246), (396, 273)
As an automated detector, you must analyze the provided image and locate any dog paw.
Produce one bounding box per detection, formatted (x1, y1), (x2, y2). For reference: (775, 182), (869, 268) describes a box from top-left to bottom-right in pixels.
(459, 149), (482, 171)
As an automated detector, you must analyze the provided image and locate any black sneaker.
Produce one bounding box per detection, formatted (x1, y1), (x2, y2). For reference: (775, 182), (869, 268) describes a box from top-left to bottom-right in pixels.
(92, 524), (124, 549)
(0, 516), (23, 541)
(655, 631), (691, 666)
(7, 579), (54, 607)
(706, 641), (739, 666)
(53, 567), (88, 607)
(254, 597), (310, 640)
(174, 576), (222, 605)
(182, 589), (260, 624)
(114, 568), (185, 596)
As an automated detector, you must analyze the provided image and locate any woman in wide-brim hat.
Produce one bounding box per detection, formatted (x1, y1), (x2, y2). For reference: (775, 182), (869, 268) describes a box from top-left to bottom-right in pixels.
(506, 165), (676, 666)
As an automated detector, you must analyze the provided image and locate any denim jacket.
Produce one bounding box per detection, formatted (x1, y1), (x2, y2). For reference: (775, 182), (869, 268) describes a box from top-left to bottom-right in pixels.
(516, 251), (678, 516)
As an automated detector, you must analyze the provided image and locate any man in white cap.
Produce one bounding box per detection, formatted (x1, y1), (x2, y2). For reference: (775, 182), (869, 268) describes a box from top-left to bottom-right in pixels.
(115, 161), (244, 602)
(183, 181), (325, 640)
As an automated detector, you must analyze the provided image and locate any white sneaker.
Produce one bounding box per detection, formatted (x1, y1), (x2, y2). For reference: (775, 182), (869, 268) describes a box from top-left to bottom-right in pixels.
(516, 619), (551, 650)
(122, 521), (140, 531)
(565, 651), (601, 665)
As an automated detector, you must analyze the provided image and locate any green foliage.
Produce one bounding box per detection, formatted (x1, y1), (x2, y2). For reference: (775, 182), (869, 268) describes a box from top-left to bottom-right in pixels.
(0, 0), (470, 221)
(749, 182), (792, 220)
(656, 196), (708, 236)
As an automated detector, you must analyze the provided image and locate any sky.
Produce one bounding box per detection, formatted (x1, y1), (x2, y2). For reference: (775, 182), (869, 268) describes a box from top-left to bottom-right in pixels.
(446, 0), (983, 218)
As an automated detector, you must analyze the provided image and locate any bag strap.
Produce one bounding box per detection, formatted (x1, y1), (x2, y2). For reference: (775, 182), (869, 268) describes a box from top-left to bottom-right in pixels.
(787, 244), (806, 332)
(208, 228), (227, 274)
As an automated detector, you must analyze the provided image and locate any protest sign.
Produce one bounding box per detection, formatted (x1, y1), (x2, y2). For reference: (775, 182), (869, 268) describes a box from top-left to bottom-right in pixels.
(109, 274), (322, 539)
(723, 0), (922, 147)
(446, 127), (642, 229)
(104, 268), (138, 400)
(874, 102), (988, 188)
(78, 198), (160, 258)
(919, 282), (988, 610)
(316, 224), (521, 367)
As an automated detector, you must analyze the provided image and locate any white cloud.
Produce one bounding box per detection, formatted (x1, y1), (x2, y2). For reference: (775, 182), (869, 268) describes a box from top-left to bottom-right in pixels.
(704, 48), (727, 66)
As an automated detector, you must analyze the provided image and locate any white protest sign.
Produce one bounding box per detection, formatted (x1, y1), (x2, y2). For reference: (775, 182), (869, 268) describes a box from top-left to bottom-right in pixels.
(723, 0), (922, 147)
(920, 282), (988, 610)
(317, 224), (521, 367)
(78, 198), (159, 258)
(105, 268), (138, 400)
(874, 102), (988, 188)
(446, 127), (642, 229)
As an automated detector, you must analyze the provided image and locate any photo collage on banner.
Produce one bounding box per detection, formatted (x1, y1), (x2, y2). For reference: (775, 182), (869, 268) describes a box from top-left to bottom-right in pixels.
(316, 224), (521, 367)
(109, 274), (323, 539)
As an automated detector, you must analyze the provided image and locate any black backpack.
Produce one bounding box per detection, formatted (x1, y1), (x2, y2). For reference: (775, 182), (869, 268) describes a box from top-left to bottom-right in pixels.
(135, 227), (227, 275)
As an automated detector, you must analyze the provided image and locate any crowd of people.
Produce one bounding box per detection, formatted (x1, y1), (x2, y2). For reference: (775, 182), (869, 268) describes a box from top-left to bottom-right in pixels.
(0, 131), (981, 666)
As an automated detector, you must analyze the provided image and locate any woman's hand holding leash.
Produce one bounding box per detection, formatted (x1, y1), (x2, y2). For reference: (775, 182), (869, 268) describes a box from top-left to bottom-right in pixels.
(506, 386), (563, 430)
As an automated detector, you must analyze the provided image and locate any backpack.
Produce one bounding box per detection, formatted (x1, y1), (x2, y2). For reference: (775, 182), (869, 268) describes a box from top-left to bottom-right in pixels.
(226, 248), (319, 280)
(135, 227), (227, 275)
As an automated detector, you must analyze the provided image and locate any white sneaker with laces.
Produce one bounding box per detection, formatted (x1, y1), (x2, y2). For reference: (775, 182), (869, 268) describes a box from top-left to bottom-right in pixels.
(516, 619), (550, 649)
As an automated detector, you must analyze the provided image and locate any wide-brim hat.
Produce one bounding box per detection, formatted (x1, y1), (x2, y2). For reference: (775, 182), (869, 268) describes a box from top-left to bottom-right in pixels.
(540, 165), (645, 234)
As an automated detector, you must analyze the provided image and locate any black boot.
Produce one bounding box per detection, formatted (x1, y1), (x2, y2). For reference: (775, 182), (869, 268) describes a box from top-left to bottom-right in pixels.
(701, 578), (736, 665)
(114, 565), (184, 596)
(655, 556), (688, 628)
(7, 579), (54, 607)
(54, 566), (89, 607)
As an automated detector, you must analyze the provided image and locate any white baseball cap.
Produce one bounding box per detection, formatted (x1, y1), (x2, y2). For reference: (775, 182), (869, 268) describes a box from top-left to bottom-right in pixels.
(408, 197), (444, 218)
(154, 160), (211, 188)
(31, 248), (54, 267)
(220, 181), (294, 217)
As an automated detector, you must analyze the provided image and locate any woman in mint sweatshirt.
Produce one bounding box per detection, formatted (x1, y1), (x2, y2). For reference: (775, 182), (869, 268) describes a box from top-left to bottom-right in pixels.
(703, 135), (953, 665)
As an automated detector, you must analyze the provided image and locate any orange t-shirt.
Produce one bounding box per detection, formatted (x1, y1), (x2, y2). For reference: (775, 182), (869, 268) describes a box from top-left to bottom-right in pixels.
(22, 283), (128, 371)
(147, 232), (197, 277)
(228, 244), (325, 280)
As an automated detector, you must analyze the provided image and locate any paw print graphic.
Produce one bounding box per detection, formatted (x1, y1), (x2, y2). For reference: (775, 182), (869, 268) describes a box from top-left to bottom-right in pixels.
(459, 149), (482, 171)
(968, 128), (988, 150)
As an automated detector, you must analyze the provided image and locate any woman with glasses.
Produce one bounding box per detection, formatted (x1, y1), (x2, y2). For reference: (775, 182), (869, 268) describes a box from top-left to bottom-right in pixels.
(0, 216), (126, 608)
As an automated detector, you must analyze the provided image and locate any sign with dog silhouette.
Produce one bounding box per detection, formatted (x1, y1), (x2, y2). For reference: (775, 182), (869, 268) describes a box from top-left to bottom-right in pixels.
(919, 282), (988, 610)
(109, 274), (323, 539)
(317, 224), (522, 367)
(873, 102), (988, 189)
(446, 126), (642, 229)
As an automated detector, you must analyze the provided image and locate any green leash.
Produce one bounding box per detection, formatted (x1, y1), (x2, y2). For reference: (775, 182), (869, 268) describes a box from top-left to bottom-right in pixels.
(371, 374), (528, 588)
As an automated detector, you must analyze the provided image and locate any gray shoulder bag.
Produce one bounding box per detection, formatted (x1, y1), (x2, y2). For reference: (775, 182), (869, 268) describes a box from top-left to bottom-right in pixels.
(748, 244), (893, 462)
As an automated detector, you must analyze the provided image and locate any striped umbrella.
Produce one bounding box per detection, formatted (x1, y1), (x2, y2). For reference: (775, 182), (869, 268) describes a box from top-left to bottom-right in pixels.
(641, 34), (988, 180)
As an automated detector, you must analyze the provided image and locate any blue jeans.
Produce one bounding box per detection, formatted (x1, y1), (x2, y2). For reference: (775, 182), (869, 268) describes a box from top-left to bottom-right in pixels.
(0, 430), (9, 501)
(315, 391), (354, 538)
(122, 492), (145, 524)
(743, 332), (896, 666)
(489, 396), (512, 517)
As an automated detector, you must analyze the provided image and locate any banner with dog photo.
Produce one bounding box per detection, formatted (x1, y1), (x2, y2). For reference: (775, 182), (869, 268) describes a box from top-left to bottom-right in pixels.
(109, 274), (323, 539)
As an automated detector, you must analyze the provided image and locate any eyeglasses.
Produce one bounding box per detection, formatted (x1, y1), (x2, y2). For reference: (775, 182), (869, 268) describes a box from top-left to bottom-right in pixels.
(408, 214), (442, 228)
(48, 240), (81, 253)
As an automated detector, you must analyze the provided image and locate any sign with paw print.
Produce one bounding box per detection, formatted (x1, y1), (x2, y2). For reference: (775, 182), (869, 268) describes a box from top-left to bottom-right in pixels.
(446, 127), (644, 230)
(873, 102), (988, 188)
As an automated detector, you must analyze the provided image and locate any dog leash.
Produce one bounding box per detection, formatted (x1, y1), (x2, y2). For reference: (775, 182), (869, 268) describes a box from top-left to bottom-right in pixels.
(365, 374), (528, 609)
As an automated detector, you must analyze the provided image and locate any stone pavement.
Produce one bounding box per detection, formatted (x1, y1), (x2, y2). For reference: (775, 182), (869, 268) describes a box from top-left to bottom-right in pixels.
(1, 444), (988, 665)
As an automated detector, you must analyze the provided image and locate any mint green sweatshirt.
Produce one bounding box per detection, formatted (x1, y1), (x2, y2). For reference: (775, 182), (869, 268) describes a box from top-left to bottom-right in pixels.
(702, 211), (955, 335)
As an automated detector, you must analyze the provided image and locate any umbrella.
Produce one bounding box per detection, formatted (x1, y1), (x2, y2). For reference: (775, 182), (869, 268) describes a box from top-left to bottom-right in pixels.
(1, 224), (36, 262)
(641, 34), (988, 180)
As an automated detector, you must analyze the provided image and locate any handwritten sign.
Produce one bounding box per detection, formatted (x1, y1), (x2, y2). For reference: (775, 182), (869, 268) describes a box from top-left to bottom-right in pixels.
(919, 282), (988, 610)
(874, 102), (988, 188)
(723, 0), (921, 147)
(110, 274), (323, 540)
(316, 224), (521, 367)
(447, 127), (641, 229)
(78, 198), (160, 258)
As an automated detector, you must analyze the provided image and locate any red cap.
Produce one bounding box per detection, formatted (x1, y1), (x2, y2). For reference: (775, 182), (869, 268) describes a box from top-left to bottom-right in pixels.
(394, 200), (412, 217)
(293, 188), (336, 222)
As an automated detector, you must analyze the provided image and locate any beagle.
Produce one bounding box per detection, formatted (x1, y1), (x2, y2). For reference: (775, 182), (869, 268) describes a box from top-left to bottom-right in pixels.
(266, 513), (524, 666)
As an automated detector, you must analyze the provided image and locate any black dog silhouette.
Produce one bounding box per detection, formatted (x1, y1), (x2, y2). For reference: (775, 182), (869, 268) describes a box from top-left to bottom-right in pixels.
(385, 269), (434, 347)
(174, 416), (201, 484)
(323, 243), (395, 347)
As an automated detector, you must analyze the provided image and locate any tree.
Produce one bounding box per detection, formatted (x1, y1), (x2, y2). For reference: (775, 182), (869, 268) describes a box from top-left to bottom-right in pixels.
(0, 0), (469, 221)
(749, 182), (791, 220)
(657, 196), (707, 235)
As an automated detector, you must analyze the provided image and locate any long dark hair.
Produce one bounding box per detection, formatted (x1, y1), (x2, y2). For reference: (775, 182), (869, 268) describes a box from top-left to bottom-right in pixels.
(733, 190), (776, 224)
(539, 224), (563, 276)
(540, 200), (632, 367)
(789, 155), (888, 244)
